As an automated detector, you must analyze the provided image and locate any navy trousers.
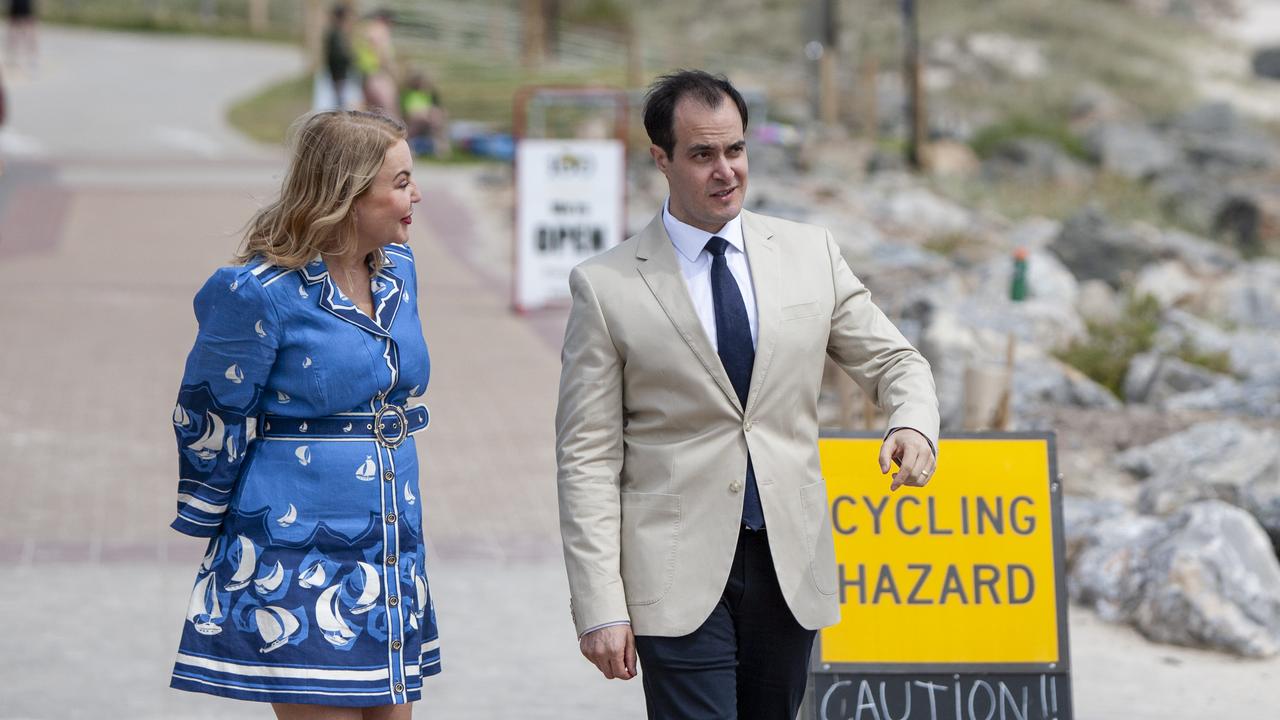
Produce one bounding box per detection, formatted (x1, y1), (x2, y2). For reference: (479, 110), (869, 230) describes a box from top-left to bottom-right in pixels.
(634, 528), (817, 720)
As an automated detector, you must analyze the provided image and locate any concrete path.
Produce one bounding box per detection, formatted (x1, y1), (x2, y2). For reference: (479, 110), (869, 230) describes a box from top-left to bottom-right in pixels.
(0, 24), (1276, 720)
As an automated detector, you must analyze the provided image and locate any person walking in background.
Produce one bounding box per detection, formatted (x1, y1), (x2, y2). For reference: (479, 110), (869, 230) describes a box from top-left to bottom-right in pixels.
(354, 8), (399, 119)
(324, 3), (354, 109)
(168, 110), (440, 719)
(6, 0), (37, 74)
(555, 70), (940, 719)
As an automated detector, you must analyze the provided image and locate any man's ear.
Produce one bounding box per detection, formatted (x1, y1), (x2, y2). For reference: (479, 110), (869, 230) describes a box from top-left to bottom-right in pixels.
(650, 144), (670, 176)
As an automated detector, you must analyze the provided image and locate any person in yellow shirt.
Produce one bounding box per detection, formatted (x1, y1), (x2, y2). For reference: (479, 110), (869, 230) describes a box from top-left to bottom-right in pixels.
(401, 71), (450, 158)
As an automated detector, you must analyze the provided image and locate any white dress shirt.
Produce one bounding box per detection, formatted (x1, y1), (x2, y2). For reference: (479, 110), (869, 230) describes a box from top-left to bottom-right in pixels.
(662, 199), (758, 351)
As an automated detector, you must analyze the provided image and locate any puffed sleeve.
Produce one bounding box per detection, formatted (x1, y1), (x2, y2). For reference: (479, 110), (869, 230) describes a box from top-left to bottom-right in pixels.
(170, 267), (280, 537)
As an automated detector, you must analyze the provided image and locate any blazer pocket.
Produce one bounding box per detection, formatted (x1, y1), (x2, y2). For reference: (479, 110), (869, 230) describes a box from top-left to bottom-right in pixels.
(799, 480), (838, 596)
(619, 492), (681, 607)
(781, 300), (822, 320)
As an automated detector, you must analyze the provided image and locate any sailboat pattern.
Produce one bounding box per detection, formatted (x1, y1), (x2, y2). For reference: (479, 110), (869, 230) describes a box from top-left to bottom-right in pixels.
(170, 245), (439, 707)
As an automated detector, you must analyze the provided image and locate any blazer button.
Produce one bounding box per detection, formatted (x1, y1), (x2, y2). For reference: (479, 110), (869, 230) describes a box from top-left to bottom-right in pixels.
(729, 480), (743, 493)
(743, 420), (753, 432)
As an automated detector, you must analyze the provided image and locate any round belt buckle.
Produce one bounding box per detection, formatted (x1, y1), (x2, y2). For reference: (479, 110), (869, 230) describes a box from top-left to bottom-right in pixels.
(374, 404), (409, 449)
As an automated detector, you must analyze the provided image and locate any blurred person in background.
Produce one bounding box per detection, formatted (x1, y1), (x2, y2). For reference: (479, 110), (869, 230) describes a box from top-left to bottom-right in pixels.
(401, 70), (450, 158)
(167, 110), (440, 720)
(6, 0), (37, 73)
(324, 3), (355, 109)
(354, 8), (399, 118)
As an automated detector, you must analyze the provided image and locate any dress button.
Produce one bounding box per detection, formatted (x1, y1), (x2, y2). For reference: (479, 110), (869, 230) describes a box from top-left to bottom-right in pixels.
(383, 470), (395, 482)
(385, 513), (397, 524)
(394, 682), (405, 693)
(729, 480), (743, 493)
(391, 640), (403, 651)
(385, 554), (398, 566)
(389, 595), (400, 607)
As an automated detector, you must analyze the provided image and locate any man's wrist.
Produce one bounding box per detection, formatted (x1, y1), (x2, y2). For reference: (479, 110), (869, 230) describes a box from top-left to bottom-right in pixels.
(886, 426), (937, 457)
(578, 620), (631, 640)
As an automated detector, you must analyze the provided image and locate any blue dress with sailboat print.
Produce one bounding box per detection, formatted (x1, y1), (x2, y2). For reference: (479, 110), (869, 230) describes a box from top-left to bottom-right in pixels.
(168, 244), (441, 707)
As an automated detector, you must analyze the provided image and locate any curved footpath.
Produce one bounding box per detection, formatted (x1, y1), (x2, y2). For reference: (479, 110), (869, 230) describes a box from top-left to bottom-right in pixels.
(0, 25), (1273, 720)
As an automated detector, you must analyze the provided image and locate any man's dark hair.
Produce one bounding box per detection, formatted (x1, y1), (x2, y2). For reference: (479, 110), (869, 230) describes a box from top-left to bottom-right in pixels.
(643, 69), (748, 159)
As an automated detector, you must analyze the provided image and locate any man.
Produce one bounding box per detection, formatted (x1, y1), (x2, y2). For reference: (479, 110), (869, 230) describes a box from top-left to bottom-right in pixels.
(555, 70), (939, 719)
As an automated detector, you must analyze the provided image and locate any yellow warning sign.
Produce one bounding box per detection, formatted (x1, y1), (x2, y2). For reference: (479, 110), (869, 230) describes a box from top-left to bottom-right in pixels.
(818, 435), (1063, 666)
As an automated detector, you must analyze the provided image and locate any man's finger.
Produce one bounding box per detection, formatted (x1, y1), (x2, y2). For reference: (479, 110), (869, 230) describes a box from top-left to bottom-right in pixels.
(878, 435), (895, 474)
(624, 628), (637, 679)
(892, 445), (920, 490)
(608, 646), (629, 680)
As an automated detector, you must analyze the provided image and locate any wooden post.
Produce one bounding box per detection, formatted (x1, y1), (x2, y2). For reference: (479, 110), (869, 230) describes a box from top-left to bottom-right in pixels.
(303, 0), (326, 72)
(819, 0), (840, 126)
(521, 0), (546, 69)
(249, 0), (269, 35)
(625, 16), (644, 90)
(902, 0), (924, 170)
(860, 52), (879, 142)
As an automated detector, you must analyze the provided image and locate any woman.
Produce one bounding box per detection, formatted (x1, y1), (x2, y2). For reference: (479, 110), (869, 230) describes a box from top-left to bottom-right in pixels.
(168, 110), (438, 719)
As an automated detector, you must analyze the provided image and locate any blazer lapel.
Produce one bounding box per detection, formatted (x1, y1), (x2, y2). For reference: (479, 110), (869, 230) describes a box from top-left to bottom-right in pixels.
(743, 211), (779, 416)
(634, 214), (743, 413)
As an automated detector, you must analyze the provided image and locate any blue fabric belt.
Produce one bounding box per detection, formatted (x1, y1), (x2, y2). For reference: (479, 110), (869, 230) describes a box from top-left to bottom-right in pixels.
(259, 405), (429, 448)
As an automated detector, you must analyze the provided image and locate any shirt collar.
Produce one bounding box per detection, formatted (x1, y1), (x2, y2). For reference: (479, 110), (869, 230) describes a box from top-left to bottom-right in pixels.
(662, 198), (745, 263)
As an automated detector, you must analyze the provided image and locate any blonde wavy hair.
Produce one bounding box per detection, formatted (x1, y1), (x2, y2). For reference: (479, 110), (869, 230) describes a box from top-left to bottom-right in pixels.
(236, 110), (407, 269)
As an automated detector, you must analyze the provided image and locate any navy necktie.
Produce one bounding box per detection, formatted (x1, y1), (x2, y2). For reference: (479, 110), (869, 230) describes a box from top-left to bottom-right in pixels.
(705, 236), (764, 529)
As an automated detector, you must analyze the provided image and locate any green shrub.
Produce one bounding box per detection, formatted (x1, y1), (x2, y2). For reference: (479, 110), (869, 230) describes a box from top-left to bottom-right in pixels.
(1054, 294), (1161, 398)
(970, 115), (1089, 161)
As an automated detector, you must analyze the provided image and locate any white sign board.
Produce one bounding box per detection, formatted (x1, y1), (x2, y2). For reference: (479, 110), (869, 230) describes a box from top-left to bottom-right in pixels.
(515, 139), (625, 311)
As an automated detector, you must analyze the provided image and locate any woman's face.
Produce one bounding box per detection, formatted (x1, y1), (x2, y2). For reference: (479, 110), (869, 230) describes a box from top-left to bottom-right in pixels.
(353, 139), (421, 253)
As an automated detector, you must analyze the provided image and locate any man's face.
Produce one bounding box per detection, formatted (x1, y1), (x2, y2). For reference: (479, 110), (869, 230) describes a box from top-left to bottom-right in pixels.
(651, 94), (748, 234)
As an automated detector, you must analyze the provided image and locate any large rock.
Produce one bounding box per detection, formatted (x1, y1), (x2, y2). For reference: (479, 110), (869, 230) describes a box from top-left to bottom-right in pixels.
(1071, 500), (1280, 657)
(1122, 351), (1234, 404)
(982, 137), (1091, 187)
(1012, 352), (1122, 415)
(1157, 227), (1239, 276)
(1069, 83), (1137, 130)
(865, 183), (975, 238)
(1116, 420), (1280, 538)
(1050, 208), (1168, 288)
(1084, 122), (1180, 180)
(1166, 102), (1278, 172)
(1134, 259), (1203, 308)
(1155, 308), (1280, 383)
(1254, 47), (1280, 81)
(1201, 260), (1280, 331)
(1005, 217), (1061, 251)
(1165, 378), (1280, 420)
(1151, 168), (1232, 237)
(1211, 185), (1280, 257)
(1076, 279), (1123, 325)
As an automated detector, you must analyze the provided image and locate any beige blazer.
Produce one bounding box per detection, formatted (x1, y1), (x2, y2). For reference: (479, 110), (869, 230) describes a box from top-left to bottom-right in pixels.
(555, 209), (939, 637)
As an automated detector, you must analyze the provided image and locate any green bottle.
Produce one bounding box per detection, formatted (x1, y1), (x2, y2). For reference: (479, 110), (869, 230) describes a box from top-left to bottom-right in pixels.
(1010, 247), (1029, 302)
